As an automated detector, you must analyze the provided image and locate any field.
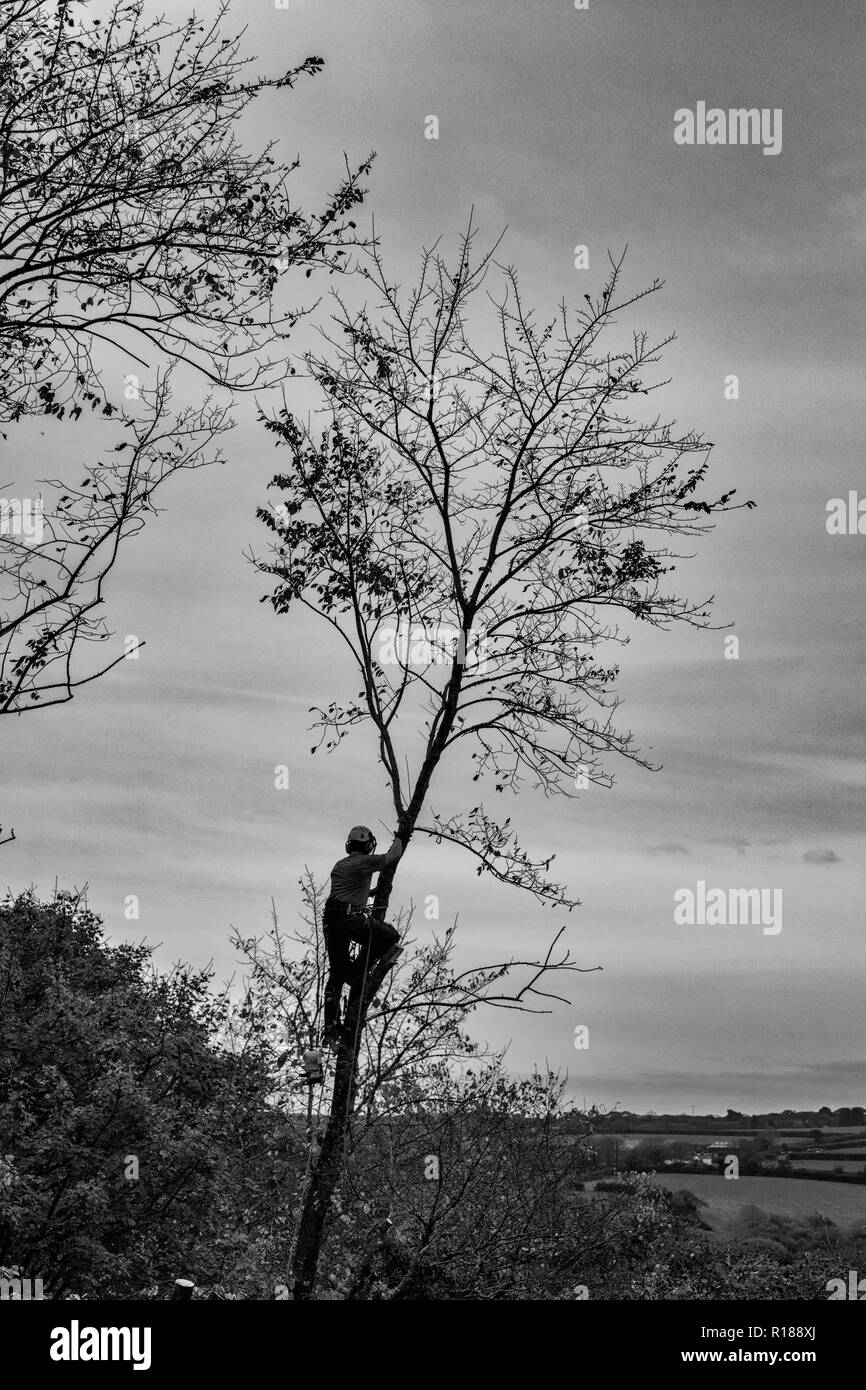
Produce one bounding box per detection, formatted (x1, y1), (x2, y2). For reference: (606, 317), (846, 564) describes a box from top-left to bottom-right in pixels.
(794, 1160), (866, 1174)
(596, 1131), (866, 1152)
(649, 1173), (866, 1234)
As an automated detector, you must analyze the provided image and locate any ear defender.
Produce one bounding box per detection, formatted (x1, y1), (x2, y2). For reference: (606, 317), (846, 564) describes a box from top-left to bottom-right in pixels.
(346, 824), (377, 853)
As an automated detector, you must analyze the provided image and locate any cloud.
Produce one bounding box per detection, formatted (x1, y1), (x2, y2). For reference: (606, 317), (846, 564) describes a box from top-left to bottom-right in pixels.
(646, 842), (690, 856)
(709, 836), (751, 854)
(802, 848), (842, 864)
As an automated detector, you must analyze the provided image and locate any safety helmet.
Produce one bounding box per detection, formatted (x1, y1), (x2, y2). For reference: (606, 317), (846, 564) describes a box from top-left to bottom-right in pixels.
(346, 825), (377, 854)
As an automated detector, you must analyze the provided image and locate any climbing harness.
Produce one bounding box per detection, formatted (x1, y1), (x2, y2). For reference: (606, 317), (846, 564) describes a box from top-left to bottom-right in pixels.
(302, 909), (403, 1083)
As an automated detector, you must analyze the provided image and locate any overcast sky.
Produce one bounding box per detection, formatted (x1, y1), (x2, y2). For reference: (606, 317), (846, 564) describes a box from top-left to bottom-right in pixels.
(4, 0), (864, 1114)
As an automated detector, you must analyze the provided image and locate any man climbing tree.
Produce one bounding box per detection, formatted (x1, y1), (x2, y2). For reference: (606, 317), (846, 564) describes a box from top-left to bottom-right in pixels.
(254, 217), (752, 1298)
(322, 825), (403, 1045)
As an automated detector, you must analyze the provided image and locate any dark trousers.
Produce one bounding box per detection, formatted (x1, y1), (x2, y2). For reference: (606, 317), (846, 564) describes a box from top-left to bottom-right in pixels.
(323, 898), (399, 1030)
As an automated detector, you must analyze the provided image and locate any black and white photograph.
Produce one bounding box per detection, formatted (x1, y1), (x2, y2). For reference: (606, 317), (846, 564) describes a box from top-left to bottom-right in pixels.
(0, 0), (863, 1363)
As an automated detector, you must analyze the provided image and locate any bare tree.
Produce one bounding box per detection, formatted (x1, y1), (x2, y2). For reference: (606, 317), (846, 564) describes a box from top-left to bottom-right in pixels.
(233, 874), (597, 1298)
(0, 0), (371, 722)
(338, 1063), (596, 1301)
(253, 221), (752, 1296)
(0, 371), (230, 713)
(0, 0), (370, 418)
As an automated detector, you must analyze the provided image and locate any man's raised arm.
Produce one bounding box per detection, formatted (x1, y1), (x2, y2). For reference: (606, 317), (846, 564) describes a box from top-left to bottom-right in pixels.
(382, 835), (403, 866)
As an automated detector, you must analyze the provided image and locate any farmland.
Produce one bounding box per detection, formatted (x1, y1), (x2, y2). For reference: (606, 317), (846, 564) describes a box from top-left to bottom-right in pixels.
(794, 1160), (866, 1174)
(649, 1173), (866, 1234)
(595, 1130), (866, 1152)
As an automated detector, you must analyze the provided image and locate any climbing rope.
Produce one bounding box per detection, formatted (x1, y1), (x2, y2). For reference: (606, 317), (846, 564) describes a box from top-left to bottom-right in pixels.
(287, 917), (334, 1274)
(340, 910), (376, 1193)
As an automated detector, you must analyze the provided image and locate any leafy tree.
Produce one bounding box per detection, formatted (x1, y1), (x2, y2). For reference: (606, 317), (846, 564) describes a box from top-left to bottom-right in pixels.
(0, 890), (289, 1297)
(254, 221), (751, 1295)
(582, 1188), (865, 1301)
(626, 1139), (696, 1171)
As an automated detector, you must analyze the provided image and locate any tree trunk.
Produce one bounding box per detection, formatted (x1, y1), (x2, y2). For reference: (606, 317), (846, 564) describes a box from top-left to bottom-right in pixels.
(290, 658), (467, 1298)
(290, 950), (394, 1298)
